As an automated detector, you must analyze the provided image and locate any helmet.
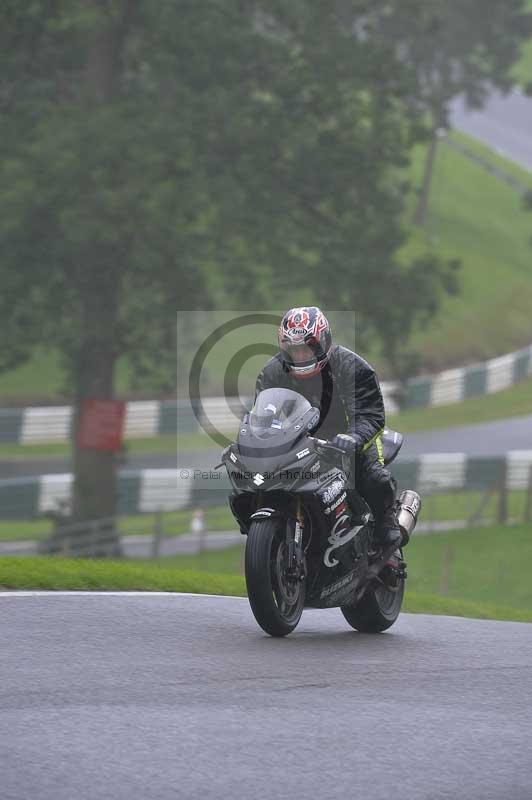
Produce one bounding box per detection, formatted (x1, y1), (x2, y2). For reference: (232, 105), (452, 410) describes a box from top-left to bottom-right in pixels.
(278, 306), (332, 379)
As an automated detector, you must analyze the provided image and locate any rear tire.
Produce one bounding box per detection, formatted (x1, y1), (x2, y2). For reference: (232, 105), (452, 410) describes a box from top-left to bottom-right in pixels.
(341, 579), (404, 633)
(245, 518), (305, 637)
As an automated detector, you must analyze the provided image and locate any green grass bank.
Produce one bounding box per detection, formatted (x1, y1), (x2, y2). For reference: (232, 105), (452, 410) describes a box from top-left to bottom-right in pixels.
(1, 523), (531, 624)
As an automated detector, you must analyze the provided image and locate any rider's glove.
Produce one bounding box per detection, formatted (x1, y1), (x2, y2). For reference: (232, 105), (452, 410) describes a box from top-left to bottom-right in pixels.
(332, 433), (363, 455)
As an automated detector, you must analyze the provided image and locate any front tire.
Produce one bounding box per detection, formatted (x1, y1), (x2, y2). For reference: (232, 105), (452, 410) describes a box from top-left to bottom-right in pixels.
(245, 518), (305, 637)
(341, 578), (404, 633)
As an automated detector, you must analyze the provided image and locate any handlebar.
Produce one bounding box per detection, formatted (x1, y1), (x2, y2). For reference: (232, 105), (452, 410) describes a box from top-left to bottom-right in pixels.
(307, 435), (347, 456)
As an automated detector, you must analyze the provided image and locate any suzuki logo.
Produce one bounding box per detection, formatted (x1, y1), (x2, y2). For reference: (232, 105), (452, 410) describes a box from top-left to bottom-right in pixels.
(253, 474), (265, 486)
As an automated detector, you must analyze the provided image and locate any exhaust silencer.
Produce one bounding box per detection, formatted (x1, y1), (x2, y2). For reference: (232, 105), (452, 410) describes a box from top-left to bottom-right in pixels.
(396, 490), (421, 544)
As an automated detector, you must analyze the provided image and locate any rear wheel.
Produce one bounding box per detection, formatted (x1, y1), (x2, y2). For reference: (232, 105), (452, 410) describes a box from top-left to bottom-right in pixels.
(245, 518), (305, 637)
(341, 578), (404, 633)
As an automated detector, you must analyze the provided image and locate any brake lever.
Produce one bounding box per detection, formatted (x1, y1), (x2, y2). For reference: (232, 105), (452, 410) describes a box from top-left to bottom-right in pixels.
(308, 436), (346, 456)
(316, 445), (352, 479)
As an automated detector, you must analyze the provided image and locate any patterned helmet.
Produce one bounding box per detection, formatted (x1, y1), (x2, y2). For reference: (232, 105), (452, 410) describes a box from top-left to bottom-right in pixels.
(278, 306), (332, 379)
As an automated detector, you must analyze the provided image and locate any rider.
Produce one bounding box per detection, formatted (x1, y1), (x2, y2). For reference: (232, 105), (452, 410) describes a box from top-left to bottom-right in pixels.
(255, 306), (402, 548)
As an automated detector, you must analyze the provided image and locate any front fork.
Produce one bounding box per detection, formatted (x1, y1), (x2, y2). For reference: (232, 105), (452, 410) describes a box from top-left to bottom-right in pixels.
(286, 499), (306, 581)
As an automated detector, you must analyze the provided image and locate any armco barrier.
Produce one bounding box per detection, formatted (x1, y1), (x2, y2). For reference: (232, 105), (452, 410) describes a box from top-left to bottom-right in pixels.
(0, 385), (400, 446)
(0, 399), (194, 446)
(0, 345), (532, 444)
(2, 340), (532, 446)
(0, 468), (195, 520)
(1, 452), (531, 521)
(404, 343), (532, 409)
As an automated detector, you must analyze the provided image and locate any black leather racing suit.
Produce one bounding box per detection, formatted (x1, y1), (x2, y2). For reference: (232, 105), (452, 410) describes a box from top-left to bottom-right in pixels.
(255, 345), (397, 530)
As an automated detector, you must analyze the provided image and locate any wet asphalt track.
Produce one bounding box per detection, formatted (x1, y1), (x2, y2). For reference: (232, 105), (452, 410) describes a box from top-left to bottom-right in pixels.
(2, 85), (532, 800)
(1, 592), (532, 800)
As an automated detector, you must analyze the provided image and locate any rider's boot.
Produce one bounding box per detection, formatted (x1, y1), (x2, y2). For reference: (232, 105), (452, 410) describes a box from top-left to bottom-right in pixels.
(374, 503), (402, 549)
(357, 454), (403, 549)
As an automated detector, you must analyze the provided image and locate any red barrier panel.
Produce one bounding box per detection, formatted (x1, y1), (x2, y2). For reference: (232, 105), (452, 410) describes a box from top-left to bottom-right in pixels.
(77, 399), (126, 452)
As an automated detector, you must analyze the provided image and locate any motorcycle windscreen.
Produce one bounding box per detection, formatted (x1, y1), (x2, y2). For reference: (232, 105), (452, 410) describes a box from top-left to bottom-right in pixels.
(249, 388), (312, 439)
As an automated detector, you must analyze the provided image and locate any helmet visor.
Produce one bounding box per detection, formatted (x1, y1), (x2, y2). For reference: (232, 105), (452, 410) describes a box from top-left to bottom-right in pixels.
(280, 343), (318, 368)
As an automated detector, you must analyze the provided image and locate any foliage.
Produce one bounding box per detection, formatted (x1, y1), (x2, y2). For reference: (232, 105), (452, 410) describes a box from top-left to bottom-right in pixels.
(1, 128), (532, 399)
(0, 1), (460, 387)
(372, 0), (532, 225)
(373, 0), (532, 126)
(0, 1), (529, 517)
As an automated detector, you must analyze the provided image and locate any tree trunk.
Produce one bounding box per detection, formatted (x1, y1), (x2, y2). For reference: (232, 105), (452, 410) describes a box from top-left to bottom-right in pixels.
(71, 265), (121, 555)
(69, 7), (128, 555)
(72, 309), (118, 522)
(413, 127), (438, 227)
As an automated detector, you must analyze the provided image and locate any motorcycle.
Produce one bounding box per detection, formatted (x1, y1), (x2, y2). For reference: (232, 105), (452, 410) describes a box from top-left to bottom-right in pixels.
(219, 387), (421, 637)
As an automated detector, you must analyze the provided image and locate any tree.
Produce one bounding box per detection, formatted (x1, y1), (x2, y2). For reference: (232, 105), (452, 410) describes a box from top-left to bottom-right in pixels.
(0, 1), (469, 535)
(0, 1), (213, 535)
(370, 0), (532, 225)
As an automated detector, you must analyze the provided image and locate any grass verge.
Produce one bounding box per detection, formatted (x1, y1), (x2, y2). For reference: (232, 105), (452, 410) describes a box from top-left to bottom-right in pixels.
(401, 593), (532, 624)
(402, 130), (532, 372)
(0, 556), (246, 596)
(1, 555), (530, 624)
(2, 521), (532, 624)
(148, 523), (532, 616)
(0, 506), (236, 543)
(405, 522), (532, 611)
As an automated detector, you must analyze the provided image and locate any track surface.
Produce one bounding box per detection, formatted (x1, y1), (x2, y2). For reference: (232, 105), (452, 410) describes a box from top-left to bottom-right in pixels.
(399, 413), (532, 459)
(451, 90), (532, 172)
(1, 593), (531, 800)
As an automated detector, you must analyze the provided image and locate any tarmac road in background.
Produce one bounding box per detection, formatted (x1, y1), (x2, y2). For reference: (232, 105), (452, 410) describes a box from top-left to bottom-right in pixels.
(451, 90), (532, 171)
(399, 413), (532, 459)
(3, 412), (532, 479)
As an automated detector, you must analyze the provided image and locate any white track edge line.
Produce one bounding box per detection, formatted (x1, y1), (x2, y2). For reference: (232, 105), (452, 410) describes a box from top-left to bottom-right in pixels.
(0, 591), (247, 599)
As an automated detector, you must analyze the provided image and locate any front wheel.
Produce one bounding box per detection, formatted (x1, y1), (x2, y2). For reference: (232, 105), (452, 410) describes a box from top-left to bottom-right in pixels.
(245, 518), (305, 637)
(341, 578), (404, 633)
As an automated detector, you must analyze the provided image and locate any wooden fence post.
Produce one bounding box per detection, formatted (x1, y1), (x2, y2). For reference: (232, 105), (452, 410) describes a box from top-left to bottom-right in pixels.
(439, 543), (454, 596)
(524, 465), (532, 524)
(497, 462), (508, 525)
(151, 511), (163, 559)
